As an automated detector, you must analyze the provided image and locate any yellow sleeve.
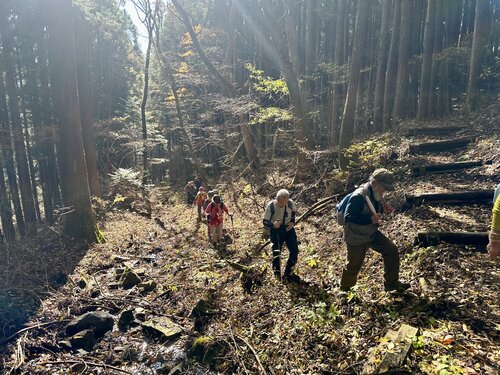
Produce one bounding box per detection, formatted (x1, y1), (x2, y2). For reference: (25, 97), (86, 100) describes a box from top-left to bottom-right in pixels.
(492, 194), (500, 233)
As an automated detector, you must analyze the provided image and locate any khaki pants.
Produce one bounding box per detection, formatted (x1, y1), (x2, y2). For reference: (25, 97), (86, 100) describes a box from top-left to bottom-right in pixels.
(209, 224), (223, 243)
(340, 230), (400, 290)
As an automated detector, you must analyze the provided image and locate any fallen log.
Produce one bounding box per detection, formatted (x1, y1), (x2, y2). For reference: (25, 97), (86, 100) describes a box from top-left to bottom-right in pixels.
(411, 160), (488, 176)
(362, 324), (418, 375)
(417, 231), (489, 247)
(406, 189), (494, 206)
(406, 126), (465, 136)
(408, 137), (473, 154)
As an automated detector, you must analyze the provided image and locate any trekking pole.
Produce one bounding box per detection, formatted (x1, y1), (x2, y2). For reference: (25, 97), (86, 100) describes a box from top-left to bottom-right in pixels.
(275, 230), (282, 282)
(230, 214), (236, 251)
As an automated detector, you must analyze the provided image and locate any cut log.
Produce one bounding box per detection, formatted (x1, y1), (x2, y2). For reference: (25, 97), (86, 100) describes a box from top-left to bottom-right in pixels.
(406, 190), (494, 206)
(406, 126), (465, 136)
(411, 160), (488, 176)
(408, 137), (473, 154)
(417, 231), (489, 247)
(362, 324), (418, 374)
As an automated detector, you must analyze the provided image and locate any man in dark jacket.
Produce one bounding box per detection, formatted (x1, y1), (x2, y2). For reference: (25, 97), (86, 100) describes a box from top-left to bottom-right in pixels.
(263, 189), (299, 281)
(340, 169), (410, 292)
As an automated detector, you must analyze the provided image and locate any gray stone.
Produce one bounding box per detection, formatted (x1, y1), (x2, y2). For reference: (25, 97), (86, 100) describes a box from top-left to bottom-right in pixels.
(69, 329), (95, 352)
(119, 268), (142, 289)
(66, 311), (114, 338)
(141, 317), (182, 342)
(118, 309), (134, 331)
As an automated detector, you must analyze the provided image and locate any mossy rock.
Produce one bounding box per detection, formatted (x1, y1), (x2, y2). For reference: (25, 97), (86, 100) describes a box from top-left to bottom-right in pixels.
(188, 336), (226, 367)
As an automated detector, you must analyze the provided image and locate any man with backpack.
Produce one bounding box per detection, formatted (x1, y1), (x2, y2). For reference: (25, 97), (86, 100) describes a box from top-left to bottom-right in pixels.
(205, 195), (232, 247)
(184, 181), (197, 205)
(263, 189), (299, 281)
(337, 169), (410, 293)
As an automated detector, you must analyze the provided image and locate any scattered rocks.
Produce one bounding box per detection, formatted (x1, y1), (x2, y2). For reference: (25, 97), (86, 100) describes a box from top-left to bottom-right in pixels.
(141, 317), (182, 342)
(66, 311), (114, 338)
(188, 336), (226, 368)
(69, 329), (95, 351)
(189, 299), (218, 319)
(119, 267), (142, 289)
(138, 280), (157, 293)
(118, 309), (134, 331)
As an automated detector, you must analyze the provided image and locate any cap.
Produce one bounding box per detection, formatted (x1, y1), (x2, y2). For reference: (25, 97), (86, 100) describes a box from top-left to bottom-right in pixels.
(371, 168), (396, 191)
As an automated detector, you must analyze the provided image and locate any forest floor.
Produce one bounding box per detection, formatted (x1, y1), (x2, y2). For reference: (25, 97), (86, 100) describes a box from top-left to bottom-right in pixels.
(0, 106), (499, 375)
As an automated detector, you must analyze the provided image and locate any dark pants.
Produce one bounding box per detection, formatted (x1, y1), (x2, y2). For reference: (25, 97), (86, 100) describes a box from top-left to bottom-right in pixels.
(340, 230), (400, 291)
(187, 192), (195, 205)
(270, 228), (299, 277)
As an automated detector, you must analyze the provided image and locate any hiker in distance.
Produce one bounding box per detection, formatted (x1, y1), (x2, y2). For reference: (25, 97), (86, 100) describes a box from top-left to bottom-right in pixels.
(205, 195), (233, 248)
(184, 181), (197, 205)
(338, 169), (410, 293)
(193, 187), (208, 222)
(263, 189), (300, 282)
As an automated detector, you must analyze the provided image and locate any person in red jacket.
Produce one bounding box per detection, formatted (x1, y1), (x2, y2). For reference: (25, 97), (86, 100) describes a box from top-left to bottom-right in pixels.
(205, 195), (232, 247)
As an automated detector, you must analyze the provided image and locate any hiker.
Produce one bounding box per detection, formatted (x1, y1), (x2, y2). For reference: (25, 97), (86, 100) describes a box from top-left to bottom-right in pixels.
(488, 183), (500, 260)
(263, 189), (299, 281)
(205, 195), (232, 246)
(193, 174), (204, 191)
(184, 181), (197, 205)
(204, 190), (215, 211)
(194, 187), (208, 222)
(339, 169), (410, 292)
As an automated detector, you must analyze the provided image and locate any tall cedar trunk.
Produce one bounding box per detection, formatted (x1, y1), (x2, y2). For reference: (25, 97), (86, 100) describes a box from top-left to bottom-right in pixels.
(382, 0), (402, 130)
(39, 31), (61, 222)
(15, 56), (41, 221)
(141, 30), (153, 185)
(305, 0), (318, 98)
(0, 74), (25, 235)
(0, 79), (16, 242)
(75, 14), (100, 197)
(418, 0), (437, 119)
(285, 0), (302, 77)
(373, 0), (392, 131)
(172, 0), (258, 167)
(467, 0), (492, 111)
(260, 0), (310, 152)
(428, 0), (444, 118)
(0, 151), (15, 242)
(330, 0), (347, 145)
(0, 4), (37, 235)
(47, 0), (96, 242)
(338, 0), (369, 167)
(393, 0), (413, 124)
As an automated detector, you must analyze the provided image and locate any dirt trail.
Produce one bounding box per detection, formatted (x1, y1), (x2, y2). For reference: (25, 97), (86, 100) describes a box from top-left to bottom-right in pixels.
(1, 129), (499, 374)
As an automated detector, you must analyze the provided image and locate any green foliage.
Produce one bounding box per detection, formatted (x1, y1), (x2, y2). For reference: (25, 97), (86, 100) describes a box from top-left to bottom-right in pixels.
(249, 107), (293, 125)
(302, 302), (341, 326)
(344, 137), (390, 171)
(245, 63), (289, 95)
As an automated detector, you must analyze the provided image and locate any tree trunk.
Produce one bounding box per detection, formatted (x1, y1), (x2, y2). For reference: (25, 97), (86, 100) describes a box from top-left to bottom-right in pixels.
(418, 0), (437, 119)
(0, 74), (25, 236)
(47, 0), (96, 242)
(0, 4), (37, 235)
(338, 0), (369, 167)
(0, 151), (15, 242)
(373, 0), (392, 131)
(330, 0), (347, 145)
(141, 30), (153, 185)
(75, 14), (101, 197)
(382, 0), (402, 130)
(393, 0), (413, 124)
(467, 0), (492, 111)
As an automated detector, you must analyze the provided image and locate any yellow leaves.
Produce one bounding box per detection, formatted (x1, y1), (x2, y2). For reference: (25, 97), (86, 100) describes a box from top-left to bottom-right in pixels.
(181, 25), (202, 46)
(242, 184), (252, 195)
(306, 257), (319, 268)
(177, 61), (189, 74)
(113, 194), (126, 204)
(178, 50), (193, 58)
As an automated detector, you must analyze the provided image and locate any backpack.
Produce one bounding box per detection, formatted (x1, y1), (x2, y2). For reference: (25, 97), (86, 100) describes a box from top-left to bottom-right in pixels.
(336, 188), (376, 225)
(269, 200), (293, 218)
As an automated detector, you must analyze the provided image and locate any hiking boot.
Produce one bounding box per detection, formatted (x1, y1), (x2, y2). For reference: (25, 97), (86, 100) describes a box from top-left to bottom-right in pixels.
(384, 281), (411, 292)
(284, 273), (300, 283)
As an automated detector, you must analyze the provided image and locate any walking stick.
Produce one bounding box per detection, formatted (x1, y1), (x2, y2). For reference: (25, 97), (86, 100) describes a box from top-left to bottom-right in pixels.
(230, 214), (236, 251)
(274, 230), (282, 282)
